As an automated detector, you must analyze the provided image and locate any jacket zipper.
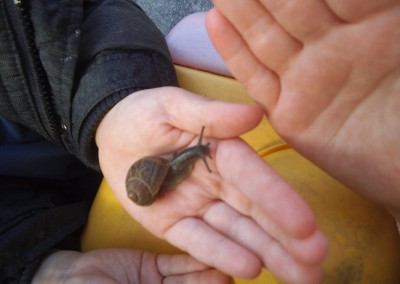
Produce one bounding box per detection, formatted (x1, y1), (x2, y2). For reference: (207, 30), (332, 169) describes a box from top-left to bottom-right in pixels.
(14, 0), (62, 143)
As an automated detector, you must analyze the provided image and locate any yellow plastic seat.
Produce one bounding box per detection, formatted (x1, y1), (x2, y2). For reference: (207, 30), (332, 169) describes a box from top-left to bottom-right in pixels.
(82, 66), (400, 283)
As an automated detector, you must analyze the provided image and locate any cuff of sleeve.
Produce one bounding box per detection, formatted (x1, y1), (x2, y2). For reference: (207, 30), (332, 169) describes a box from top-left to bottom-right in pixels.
(72, 50), (178, 170)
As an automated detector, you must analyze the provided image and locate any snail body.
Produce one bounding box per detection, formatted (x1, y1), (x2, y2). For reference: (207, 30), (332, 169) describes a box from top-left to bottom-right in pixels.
(126, 127), (211, 206)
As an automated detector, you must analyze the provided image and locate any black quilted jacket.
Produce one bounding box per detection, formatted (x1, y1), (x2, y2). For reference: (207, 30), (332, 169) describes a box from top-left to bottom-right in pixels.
(0, 0), (177, 282)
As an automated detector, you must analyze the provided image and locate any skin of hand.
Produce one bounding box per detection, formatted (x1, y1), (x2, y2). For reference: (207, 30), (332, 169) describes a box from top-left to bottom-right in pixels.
(32, 249), (230, 284)
(207, 0), (400, 220)
(95, 87), (329, 283)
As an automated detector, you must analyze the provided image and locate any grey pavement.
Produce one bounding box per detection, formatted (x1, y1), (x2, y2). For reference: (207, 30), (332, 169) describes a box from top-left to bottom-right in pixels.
(134, 0), (213, 35)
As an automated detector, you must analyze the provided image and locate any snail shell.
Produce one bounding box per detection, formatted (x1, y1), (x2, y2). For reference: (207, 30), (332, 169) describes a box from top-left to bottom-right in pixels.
(126, 156), (170, 206)
(126, 127), (211, 206)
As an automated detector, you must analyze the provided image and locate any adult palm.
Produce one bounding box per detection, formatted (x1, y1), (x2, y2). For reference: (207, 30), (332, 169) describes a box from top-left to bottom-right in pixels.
(207, 0), (400, 219)
(96, 87), (328, 283)
(32, 249), (229, 284)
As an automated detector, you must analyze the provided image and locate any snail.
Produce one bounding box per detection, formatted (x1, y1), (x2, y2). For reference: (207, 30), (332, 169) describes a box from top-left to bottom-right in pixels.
(126, 127), (212, 206)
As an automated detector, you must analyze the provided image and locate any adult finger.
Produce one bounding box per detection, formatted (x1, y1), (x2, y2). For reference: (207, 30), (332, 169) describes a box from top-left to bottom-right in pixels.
(210, 0), (301, 72)
(206, 9), (280, 110)
(157, 254), (210, 275)
(324, 0), (399, 22)
(212, 140), (329, 265)
(258, 0), (341, 41)
(216, 138), (317, 238)
(157, 87), (263, 138)
(164, 217), (262, 279)
(96, 87), (263, 159)
(164, 270), (230, 284)
(203, 202), (324, 283)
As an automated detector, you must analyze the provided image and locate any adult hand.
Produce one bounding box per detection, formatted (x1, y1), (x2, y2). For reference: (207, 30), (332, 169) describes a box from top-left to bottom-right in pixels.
(96, 87), (328, 283)
(32, 249), (229, 284)
(207, 0), (400, 219)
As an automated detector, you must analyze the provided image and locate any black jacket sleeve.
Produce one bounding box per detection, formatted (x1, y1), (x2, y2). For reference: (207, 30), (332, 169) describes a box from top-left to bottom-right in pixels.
(1, 0), (178, 169)
(69, 0), (178, 169)
(0, 0), (177, 283)
(72, 49), (177, 169)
